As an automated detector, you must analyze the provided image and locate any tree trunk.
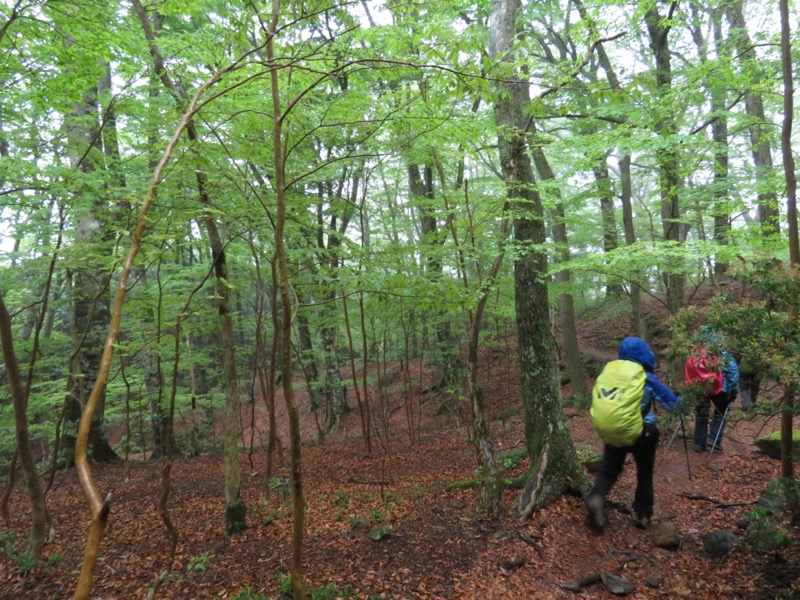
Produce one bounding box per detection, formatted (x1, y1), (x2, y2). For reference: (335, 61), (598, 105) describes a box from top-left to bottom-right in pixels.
(711, 8), (731, 277)
(62, 72), (118, 466)
(267, 0), (307, 594)
(594, 159), (623, 296)
(295, 305), (321, 411)
(690, 3), (731, 277)
(726, 0), (780, 235)
(778, 0), (797, 506)
(489, 0), (585, 519)
(0, 292), (47, 559)
(646, 4), (684, 384)
(409, 163), (461, 389)
(645, 5), (684, 317)
(132, 0), (246, 535)
(529, 137), (587, 398)
(618, 156), (648, 339)
(575, 0), (647, 338)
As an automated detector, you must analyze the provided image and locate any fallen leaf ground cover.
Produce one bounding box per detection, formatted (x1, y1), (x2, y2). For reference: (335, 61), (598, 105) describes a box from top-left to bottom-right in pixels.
(1, 300), (799, 599)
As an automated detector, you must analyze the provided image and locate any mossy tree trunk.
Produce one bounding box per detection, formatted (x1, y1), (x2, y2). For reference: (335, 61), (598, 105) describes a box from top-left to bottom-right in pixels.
(488, 0), (585, 519)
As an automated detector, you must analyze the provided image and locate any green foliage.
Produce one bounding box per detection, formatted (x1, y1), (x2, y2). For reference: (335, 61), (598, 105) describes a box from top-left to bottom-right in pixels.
(0, 532), (36, 574)
(573, 441), (597, 462)
(410, 485), (425, 503)
(383, 491), (402, 508)
(368, 506), (387, 525)
(230, 585), (269, 600)
(746, 508), (793, 553)
(333, 489), (350, 508)
(669, 261), (800, 404)
(497, 448), (528, 472)
(45, 553), (63, 568)
(186, 551), (214, 572)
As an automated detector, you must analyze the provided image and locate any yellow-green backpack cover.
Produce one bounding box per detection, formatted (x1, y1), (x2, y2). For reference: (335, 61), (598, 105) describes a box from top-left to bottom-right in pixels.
(591, 360), (647, 447)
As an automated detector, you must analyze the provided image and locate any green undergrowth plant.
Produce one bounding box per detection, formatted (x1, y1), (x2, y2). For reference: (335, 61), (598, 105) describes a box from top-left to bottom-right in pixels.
(497, 447), (527, 472)
(231, 585), (269, 600)
(0, 532), (37, 574)
(186, 550), (214, 572)
(574, 441), (597, 462)
(746, 479), (798, 552)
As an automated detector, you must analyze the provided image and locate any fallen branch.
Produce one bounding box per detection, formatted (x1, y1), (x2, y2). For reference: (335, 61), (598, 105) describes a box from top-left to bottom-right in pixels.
(678, 492), (758, 510)
(517, 530), (544, 552)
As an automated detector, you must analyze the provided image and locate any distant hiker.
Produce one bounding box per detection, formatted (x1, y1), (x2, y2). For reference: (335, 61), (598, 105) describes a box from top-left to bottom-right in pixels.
(685, 328), (739, 453)
(737, 356), (760, 410)
(586, 337), (681, 531)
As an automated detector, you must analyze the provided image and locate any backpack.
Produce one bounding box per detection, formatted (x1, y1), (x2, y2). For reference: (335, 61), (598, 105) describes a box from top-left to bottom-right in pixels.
(684, 347), (723, 395)
(591, 360), (647, 447)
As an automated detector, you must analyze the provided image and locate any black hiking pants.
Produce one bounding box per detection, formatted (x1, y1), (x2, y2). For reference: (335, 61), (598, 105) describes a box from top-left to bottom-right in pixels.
(694, 391), (730, 449)
(588, 422), (660, 519)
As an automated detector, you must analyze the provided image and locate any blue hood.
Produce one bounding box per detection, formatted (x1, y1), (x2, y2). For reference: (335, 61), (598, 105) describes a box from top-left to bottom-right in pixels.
(700, 327), (723, 344)
(617, 337), (656, 372)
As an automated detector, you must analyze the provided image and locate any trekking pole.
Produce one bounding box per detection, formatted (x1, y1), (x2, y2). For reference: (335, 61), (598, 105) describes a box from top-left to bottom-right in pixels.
(665, 418), (682, 453)
(708, 402), (731, 456)
(679, 412), (692, 480)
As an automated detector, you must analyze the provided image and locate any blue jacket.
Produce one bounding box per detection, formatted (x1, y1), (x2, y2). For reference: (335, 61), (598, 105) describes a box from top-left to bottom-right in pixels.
(721, 353), (739, 395)
(699, 328), (740, 395)
(617, 337), (681, 425)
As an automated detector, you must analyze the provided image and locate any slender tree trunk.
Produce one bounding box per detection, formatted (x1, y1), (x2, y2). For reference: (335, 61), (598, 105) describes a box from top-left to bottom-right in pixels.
(594, 159), (623, 296)
(267, 0), (307, 594)
(529, 137), (587, 398)
(0, 293), (47, 558)
(710, 8), (731, 276)
(294, 305), (321, 411)
(726, 0), (780, 235)
(646, 4), (684, 318)
(134, 265), (169, 459)
(342, 293), (371, 453)
(690, 2), (732, 277)
(575, 0), (647, 338)
(618, 156), (648, 339)
(778, 0), (797, 503)
(133, 0), (246, 535)
(409, 163), (461, 389)
(71, 14), (243, 595)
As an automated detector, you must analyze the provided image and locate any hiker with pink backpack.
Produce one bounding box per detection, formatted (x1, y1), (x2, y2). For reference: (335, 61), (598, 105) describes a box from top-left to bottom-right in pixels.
(684, 328), (740, 454)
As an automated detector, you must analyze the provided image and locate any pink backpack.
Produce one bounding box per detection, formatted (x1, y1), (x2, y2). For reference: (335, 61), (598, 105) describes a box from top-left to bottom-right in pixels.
(684, 347), (723, 395)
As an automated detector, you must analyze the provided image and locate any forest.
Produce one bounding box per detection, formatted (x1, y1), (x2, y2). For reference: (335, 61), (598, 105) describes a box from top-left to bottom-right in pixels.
(0, 0), (799, 598)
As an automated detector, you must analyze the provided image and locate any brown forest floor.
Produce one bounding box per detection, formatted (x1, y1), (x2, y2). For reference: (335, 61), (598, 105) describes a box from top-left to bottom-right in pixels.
(2, 296), (800, 599)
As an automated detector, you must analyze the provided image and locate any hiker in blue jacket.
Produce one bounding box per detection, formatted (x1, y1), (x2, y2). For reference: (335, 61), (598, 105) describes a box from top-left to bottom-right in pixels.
(693, 328), (739, 453)
(586, 337), (681, 531)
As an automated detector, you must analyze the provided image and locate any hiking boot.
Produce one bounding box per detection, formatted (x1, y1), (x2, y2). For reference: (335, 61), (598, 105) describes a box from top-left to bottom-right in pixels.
(586, 495), (606, 530)
(710, 444), (723, 453)
(634, 514), (651, 529)
(693, 444), (705, 453)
